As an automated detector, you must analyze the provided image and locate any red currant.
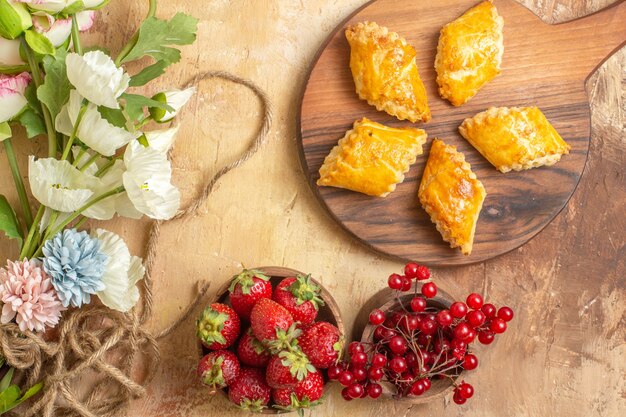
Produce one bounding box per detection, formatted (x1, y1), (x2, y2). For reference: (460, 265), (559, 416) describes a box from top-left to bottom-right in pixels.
(367, 383), (382, 399)
(389, 357), (407, 374)
(409, 380), (425, 395)
(406, 315), (420, 331)
(349, 342), (364, 356)
(416, 333), (431, 347)
(466, 309), (486, 327)
(420, 318), (437, 335)
(350, 366), (367, 382)
(466, 293), (484, 310)
(341, 387), (353, 401)
(400, 276), (412, 291)
(421, 282), (437, 298)
(498, 306), (514, 322)
(489, 318), (507, 334)
(347, 383), (364, 399)
(450, 302), (468, 318)
(436, 309), (453, 326)
(434, 337), (450, 353)
(458, 382), (474, 399)
(481, 303), (496, 318)
(369, 309), (385, 325)
(453, 322), (472, 340)
(415, 265), (431, 281)
(328, 365), (342, 380)
(450, 338), (466, 351)
(351, 352), (368, 366)
(388, 273), (403, 290)
(389, 336), (408, 355)
(339, 371), (354, 387)
(373, 326), (386, 340)
(453, 390), (467, 404)
(478, 330), (495, 345)
(463, 354), (478, 370)
(404, 262), (420, 279)
(410, 297), (427, 312)
(465, 329), (476, 343)
(368, 366), (384, 381)
(371, 353), (387, 368)
(421, 378), (431, 391)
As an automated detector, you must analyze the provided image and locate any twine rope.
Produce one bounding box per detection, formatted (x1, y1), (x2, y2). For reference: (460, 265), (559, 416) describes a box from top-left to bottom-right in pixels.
(0, 70), (272, 417)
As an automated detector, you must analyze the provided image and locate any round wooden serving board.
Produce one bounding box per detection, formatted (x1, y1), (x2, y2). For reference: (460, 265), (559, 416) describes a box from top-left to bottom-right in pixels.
(298, 0), (626, 266)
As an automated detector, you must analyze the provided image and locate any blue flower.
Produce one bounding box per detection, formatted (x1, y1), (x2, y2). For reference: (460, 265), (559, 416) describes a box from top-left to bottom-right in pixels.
(42, 229), (108, 308)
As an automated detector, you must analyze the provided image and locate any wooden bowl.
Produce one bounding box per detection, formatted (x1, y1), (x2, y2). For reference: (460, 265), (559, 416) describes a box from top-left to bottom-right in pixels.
(359, 287), (460, 404)
(198, 266), (344, 414)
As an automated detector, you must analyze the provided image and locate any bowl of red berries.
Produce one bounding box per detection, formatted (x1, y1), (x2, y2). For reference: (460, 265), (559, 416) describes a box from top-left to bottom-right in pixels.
(196, 266), (344, 414)
(334, 263), (514, 406)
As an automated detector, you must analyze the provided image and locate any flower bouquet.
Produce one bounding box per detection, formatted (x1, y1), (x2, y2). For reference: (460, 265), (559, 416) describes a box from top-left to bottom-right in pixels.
(0, 0), (197, 414)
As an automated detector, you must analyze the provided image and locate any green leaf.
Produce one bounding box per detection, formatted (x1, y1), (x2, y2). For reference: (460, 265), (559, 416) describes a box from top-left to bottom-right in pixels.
(24, 29), (54, 55)
(0, 195), (23, 245)
(98, 106), (127, 128)
(0, 385), (20, 412)
(61, 0), (84, 15)
(0, 122), (11, 142)
(18, 109), (46, 138)
(129, 60), (168, 87)
(15, 382), (43, 405)
(37, 47), (71, 121)
(121, 13), (198, 65)
(120, 93), (173, 121)
(0, 368), (14, 392)
(0, 0), (31, 40)
(0, 64), (29, 75)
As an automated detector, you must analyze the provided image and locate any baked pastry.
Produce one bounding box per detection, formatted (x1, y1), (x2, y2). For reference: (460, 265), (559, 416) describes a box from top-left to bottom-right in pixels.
(345, 21), (431, 123)
(459, 107), (571, 173)
(435, 1), (504, 106)
(317, 117), (427, 197)
(418, 139), (486, 255)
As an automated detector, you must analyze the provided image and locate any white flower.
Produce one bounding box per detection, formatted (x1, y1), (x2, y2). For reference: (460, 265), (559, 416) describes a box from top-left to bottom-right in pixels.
(76, 10), (95, 31)
(83, 160), (125, 220)
(0, 72), (31, 123)
(123, 141), (180, 220)
(150, 87), (195, 123)
(144, 126), (179, 155)
(66, 51), (130, 109)
(32, 13), (71, 47)
(0, 37), (25, 67)
(16, 0), (80, 13)
(56, 90), (135, 156)
(92, 229), (144, 312)
(28, 156), (93, 212)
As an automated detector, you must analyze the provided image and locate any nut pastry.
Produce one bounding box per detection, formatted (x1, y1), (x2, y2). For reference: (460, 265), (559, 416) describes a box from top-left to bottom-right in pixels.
(317, 117), (427, 197)
(345, 21), (431, 123)
(459, 107), (571, 173)
(435, 1), (504, 106)
(418, 139), (486, 255)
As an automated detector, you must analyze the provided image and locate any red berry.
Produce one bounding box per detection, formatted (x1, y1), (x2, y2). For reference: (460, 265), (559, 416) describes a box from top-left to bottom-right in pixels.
(367, 383), (382, 399)
(478, 330), (495, 345)
(498, 306), (514, 322)
(228, 269), (272, 321)
(273, 275), (324, 325)
(465, 328), (476, 343)
(481, 303), (497, 318)
(406, 315), (420, 331)
(466, 293), (483, 310)
(250, 298), (293, 346)
(389, 357), (407, 374)
(450, 338), (466, 351)
(436, 309), (453, 326)
(197, 350), (240, 388)
(350, 365), (367, 382)
(371, 353), (387, 368)
(420, 318), (437, 335)
(421, 282), (437, 298)
(463, 354), (478, 370)
(416, 333), (431, 347)
(409, 380), (425, 396)
(349, 342), (364, 356)
(404, 262), (420, 279)
(389, 336), (407, 355)
(450, 302), (468, 318)
(490, 318), (507, 334)
(368, 367), (384, 381)
(347, 383), (364, 399)
(341, 387), (353, 401)
(196, 303), (241, 350)
(339, 371), (354, 387)
(266, 351), (312, 389)
(369, 309), (385, 325)
(236, 329), (271, 368)
(453, 322), (471, 340)
(351, 352), (368, 366)
(388, 273), (403, 290)
(415, 265), (431, 281)
(421, 378), (431, 391)
(373, 326), (386, 340)
(298, 321), (342, 369)
(410, 297), (427, 312)
(453, 389), (467, 404)
(328, 365), (342, 380)
(400, 276), (412, 291)
(466, 310), (486, 328)
(458, 382), (474, 399)
(228, 368), (271, 411)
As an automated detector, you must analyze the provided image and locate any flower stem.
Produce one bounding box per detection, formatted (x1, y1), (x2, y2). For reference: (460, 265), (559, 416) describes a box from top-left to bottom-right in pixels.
(114, 0), (158, 66)
(72, 147), (86, 167)
(94, 158), (118, 177)
(79, 153), (99, 172)
(71, 15), (83, 55)
(61, 103), (88, 160)
(21, 37), (57, 158)
(19, 205), (44, 259)
(3, 139), (33, 229)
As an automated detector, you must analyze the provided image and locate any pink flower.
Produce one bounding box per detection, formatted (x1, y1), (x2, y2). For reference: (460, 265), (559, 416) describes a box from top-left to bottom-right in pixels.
(0, 72), (32, 123)
(0, 259), (66, 332)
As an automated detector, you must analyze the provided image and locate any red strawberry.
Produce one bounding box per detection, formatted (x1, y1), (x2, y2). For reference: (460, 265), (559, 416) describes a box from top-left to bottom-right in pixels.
(196, 303), (241, 350)
(228, 367), (271, 412)
(197, 350), (240, 389)
(272, 370), (324, 413)
(229, 269), (272, 320)
(265, 349), (315, 389)
(297, 321), (343, 369)
(237, 328), (271, 368)
(250, 298), (297, 351)
(273, 275), (325, 325)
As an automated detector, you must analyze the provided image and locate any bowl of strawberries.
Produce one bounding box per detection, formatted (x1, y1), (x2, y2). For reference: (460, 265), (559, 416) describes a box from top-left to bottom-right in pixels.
(196, 266), (344, 414)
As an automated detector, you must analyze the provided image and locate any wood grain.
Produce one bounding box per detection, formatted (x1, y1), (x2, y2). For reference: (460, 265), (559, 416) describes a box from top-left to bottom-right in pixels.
(299, 0), (626, 266)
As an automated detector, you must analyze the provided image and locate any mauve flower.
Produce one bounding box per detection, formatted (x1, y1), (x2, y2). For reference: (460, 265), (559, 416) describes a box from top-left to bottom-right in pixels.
(0, 72), (31, 123)
(0, 258), (65, 332)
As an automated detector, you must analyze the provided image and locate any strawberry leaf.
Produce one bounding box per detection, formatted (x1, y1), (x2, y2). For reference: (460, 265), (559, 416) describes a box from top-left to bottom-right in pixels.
(289, 274), (325, 310)
(228, 268), (270, 295)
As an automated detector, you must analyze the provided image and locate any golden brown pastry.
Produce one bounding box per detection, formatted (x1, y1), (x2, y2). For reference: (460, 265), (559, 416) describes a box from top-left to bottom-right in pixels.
(345, 21), (431, 123)
(418, 139), (486, 255)
(435, 1), (504, 106)
(459, 107), (571, 173)
(317, 118), (427, 197)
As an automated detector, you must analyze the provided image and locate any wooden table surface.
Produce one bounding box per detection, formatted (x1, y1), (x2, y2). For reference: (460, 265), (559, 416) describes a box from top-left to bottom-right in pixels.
(0, 1), (624, 416)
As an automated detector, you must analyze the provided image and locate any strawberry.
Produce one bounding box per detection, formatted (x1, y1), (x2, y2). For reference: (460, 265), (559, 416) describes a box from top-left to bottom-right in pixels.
(265, 348), (315, 389)
(297, 321), (343, 369)
(272, 370), (324, 414)
(237, 328), (271, 368)
(196, 303), (241, 350)
(228, 269), (272, 320)
(197, 350), (240, 389)
(273, 275), (325, 325)
(228, 367), (271, 412)
(250, 298), (298, 352)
